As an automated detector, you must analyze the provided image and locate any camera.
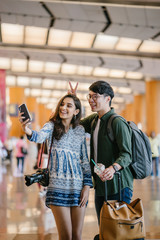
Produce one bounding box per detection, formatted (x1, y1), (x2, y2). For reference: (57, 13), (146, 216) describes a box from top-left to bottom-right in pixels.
(25, 168), (49, 187)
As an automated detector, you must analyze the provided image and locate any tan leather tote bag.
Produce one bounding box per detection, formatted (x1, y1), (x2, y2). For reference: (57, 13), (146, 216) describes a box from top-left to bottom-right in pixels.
(99, 173), (145, 240)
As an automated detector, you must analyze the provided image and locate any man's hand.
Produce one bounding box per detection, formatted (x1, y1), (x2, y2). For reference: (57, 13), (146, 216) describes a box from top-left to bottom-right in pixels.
(68, 81), (78, 95)
(100, 163), (121, 181)
(100, 166), (115, 181)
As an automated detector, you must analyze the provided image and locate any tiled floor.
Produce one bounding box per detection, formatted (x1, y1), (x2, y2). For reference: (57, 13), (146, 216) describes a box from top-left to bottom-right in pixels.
(0, 148), (160, 240)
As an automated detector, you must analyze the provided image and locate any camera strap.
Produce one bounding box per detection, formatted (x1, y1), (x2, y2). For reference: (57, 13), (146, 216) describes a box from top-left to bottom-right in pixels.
(37, 131), (54, 169)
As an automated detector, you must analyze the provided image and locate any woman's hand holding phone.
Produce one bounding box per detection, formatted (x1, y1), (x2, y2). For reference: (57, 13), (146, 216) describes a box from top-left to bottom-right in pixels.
(18, 112), (32, 135)
(18, 104), (32, 136)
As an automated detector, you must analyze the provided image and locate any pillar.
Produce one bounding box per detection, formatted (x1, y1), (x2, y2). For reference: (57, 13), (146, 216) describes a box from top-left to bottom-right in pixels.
(46, 108), (52, 120)
(146, 80), (160, 135)
(124, 103), (135, 122)
(38, 103), (52, 128)
(9, 87), (25, 137)
(133, 94), (146, 131)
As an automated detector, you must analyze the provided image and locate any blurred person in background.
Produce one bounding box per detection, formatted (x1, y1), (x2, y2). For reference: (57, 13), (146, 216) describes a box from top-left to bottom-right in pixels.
(149, 131), (160, 178)
(4, 137), (14, 164)
(15, 135), (28, 175)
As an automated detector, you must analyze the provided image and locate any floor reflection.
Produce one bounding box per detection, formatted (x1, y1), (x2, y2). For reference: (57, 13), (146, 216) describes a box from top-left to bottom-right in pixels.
(0, 154), (160, 240)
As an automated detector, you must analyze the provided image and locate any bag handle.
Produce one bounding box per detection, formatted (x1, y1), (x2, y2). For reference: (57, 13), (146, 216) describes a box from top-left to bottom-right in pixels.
(107, 201), (137, 216)
(38, 132), (54, 168)
(105, 172), (122, 202)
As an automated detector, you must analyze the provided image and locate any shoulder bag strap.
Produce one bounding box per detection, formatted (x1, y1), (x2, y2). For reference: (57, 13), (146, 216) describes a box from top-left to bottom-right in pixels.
(38, 131), (54, 168)
(47, 132), (54, 168)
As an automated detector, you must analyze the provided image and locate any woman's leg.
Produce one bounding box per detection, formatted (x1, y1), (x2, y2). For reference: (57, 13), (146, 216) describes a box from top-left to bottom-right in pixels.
(50, 205), (72, 240)
(71, 206), (86, 240)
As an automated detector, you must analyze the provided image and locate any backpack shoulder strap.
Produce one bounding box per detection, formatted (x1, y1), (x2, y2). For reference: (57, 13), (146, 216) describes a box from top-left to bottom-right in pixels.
(107, 113), (126, 142)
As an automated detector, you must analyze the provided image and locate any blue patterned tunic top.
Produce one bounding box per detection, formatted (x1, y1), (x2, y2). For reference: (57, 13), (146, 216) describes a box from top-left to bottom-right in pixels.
(29, 121), (93, 207)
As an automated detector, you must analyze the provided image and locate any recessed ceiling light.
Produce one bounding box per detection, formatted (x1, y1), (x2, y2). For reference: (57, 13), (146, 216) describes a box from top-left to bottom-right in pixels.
(139, 40), (160, 53)
(116, 38), (141, 51)
(48, 29), (72, 47)
(28, 60), (44, 73)
(11, 59), (27, 72)
(109, 69), (125, 78)
(2, 23), (24, 44)
(93, 67), (109, 77)
(93, 34), (118, 49)
(0, 57), (10, 69)
(61, 63), (77, 75)
(25, 26), (48, 45)
(70, 32), (95, 48)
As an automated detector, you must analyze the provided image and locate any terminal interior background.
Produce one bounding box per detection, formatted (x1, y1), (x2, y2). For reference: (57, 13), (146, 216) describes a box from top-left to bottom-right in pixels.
(0, 0), (160, 239)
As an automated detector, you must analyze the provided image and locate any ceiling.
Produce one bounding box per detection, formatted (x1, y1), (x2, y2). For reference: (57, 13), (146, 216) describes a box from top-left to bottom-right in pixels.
(0, 0), (160, 115)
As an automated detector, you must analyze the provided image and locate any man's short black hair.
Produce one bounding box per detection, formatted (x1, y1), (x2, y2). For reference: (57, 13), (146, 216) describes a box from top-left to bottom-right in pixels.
(89, 81), (114, 100)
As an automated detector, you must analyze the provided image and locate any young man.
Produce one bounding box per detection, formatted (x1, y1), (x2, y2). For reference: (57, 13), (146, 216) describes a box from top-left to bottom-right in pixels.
(70, 81), (143, 240)
(80, 81), (134, 224)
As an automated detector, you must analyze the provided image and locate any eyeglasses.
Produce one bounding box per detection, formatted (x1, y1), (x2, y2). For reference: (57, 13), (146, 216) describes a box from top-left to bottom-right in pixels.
(86, 94), (102, 101)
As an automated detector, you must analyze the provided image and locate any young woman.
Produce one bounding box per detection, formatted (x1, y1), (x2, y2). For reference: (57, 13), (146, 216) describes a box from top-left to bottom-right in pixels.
(19, 94), (93, 240)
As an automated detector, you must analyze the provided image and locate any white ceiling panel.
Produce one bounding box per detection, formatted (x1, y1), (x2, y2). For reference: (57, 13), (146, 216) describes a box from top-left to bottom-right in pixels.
(53, 19), (71, 30)
(105, 23), (128, 37)
(126, 7), (146, 26)
(1, 13), (50, 28)
(107, 6), (128, 24)
(140, 59), (160, 77)
(0, 50), (25, 59)
(84, 21), (106, 34)
(146, 8), (160, 27)
(106, 23), (160, 40)
(104, 23), (127, 37)
(32, 16), (50, 28)
(0, 0), (48, 17)
(1, 14), (17, 24)
(69, 20), (87, 32)
(63, 4), (88, 21)
(102, 57), (141, 71)
(16, 15), (33, 26)
(46, 2), (70, 18)
(26, 52), (63, 63)
(107, 79), (129, 87)
(120, 25), (144, 39)
(82, 5), (106, 22)
(63, 54), (101, 67)
(137, 26), (160, 40)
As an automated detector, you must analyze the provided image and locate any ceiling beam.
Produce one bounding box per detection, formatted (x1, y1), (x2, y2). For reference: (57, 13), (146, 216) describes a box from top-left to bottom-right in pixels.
(1, 44), (160, 60)
(6, 70), (144, 86)
(19, 0), (160, 8)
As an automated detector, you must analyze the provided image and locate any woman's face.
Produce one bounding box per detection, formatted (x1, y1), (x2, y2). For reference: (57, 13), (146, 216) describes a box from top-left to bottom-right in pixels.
(59, 97), (78, 121)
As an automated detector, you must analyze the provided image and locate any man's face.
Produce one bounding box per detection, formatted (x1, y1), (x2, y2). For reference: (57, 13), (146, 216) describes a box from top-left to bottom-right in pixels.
(87, 90), (110, 112)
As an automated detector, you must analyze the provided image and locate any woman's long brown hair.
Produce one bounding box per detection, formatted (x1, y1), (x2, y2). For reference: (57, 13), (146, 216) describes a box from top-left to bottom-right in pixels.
(49, 94), (82, 140)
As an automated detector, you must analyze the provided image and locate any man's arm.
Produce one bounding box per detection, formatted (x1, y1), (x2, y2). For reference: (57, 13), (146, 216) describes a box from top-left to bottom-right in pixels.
(80, 114), (97, 134)
(100, 118), (132, 181)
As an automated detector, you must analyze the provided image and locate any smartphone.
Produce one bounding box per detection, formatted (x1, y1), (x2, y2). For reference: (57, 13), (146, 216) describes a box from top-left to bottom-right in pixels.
(18, 103), (32, 122)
